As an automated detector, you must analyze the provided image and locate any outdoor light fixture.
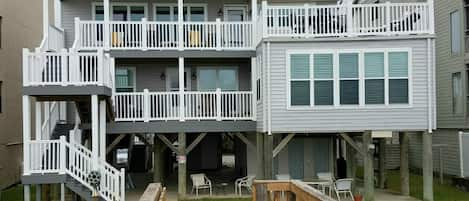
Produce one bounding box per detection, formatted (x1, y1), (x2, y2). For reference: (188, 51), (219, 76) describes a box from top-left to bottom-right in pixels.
(160, 72), (166, 80)
(191, 72), (197, 80)
(217, 8), (223, 17)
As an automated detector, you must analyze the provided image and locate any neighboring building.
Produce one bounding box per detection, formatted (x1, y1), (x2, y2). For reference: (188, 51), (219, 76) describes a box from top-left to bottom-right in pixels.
(404, 0), (469, 180)
(0, 0), (45, 190)
(20, 0), (436, 201)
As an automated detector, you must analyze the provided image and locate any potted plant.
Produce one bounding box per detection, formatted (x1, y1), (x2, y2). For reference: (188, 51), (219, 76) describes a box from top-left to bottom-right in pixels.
(354, 188), (363, 201)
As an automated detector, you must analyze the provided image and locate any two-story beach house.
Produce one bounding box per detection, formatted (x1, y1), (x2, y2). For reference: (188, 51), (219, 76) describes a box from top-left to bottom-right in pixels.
(21, 0), (437, 200)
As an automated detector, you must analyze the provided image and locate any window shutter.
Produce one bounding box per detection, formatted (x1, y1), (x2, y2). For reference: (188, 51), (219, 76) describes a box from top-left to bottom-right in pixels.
(389, 52), (408, 77)
(291, 54), (310, 79)
(365, 53), (384, 77)
(314, 54), (333, 79)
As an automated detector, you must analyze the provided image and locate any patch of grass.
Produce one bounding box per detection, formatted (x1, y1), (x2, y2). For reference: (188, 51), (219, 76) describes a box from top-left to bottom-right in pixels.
(1, 184), (36, 201)
(386, 170), (469, 201)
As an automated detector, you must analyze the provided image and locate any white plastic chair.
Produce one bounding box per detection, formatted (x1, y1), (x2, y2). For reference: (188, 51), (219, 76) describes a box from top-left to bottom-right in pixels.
(334, 178), (354, 201)
(190, 173), (212, 196)
(317, 172), (334, 196)
(234, 175), (255, 195)
(275, 174), (291, 180)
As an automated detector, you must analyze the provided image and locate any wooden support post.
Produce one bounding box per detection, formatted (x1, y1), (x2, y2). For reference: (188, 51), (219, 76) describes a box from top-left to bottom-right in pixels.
(379, 138), (386, 189)
(346, 143), (356, 179)
(423, 132), (434, 201)
(363, 131), (374, 201)
(400, 132), (410, 196)
(256, 133), (265, 180)
(24, 185), (31, 201)
(42, 184), (51, 201)
(178, 132), (187, 198)
(36, 184), (41, 201)
(153, 135), (164, 184)
(264, 134), (273, 179)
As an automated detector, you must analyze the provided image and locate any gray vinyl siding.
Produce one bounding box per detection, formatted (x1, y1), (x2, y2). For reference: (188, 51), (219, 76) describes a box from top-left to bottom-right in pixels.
(435, 0), (467, 128)
(116, 58), (252, 92)
(407, 130), (461, 176)
(266, 39), (433, 133)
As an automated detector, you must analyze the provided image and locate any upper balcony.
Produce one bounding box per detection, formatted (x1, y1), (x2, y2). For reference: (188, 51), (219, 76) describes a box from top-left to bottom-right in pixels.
(68, 1), (434, 51)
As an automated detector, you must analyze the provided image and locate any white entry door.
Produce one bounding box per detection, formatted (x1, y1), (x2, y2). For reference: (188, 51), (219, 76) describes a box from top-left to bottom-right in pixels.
(224, 5), (247, 22)
(166, 67), (191, 91)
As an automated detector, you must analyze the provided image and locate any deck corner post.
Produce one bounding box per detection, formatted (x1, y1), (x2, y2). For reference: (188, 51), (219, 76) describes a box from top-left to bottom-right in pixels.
(378, 138), (386, 189)
(363, 131), (374, 201)
(256, 133), (265, 180)
(263, 134), (273, 179)
(400, 132), (410, 196)
(423, 131), (434, 201)
(178, 132), (187, 198)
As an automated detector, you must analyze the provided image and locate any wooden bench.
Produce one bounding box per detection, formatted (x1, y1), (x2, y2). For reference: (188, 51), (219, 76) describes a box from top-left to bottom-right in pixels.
(138, 183), (167, 201)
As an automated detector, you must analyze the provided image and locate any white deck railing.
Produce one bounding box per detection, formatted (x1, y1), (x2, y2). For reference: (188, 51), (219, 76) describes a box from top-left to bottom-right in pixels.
(114, 89), (255, 122)
(75, 19), (254, 50)
(260, 1), (434, 38)
(25, 136), (125, 201)
(23, 49), (114, 88)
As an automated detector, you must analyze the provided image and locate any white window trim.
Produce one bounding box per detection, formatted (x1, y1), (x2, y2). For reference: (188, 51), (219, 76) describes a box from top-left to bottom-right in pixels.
(286, 48), (413, 110)
(153, 3), (208, 22)
(223, 4), (248, 21)
(92, 2), (149, 21)
(196, 67), (239, 91)
(115, 66), (137, 92)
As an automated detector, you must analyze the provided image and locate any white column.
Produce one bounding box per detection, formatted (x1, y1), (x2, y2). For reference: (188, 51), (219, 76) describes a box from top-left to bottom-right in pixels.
(179, 57), (185, 121)
(54, 0), (62, 28)
(428, 0), (435, 34)
(24, 185), (31, 201)
(99, 100), (106, 161)
(43, 0), (49, 40)
(91, 95), (99, 169)
(346, 0), (353, 36)
(59, 102), (67, 121)
(178, 0), (184, 50)
(35, 102), (42, 140)
(251, 0), (258, 21)
(23, 96), (32, 175)
(251, 57), (257, 121)
(103, 0), (110, 49)
(61, 183), (65, 201)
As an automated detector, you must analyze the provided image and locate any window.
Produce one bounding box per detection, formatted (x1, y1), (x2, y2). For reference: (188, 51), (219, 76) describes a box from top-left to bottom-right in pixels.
(451, 10), (462, 55)
(197, 67), (238, 91)
(256, 55), (262, 102)
(288, 50), (410, 108)
(313, 54), (334, 105)
(93, 3), (147, 21)
(290, 54), (310, 106)
(388, 52), (409, 104)
(365, 52), (385, 104)
(115, 68), (135, 92)
(154, 4), (207, 22)
(339, 53), (359, 105)
(453, 72), (463, 114)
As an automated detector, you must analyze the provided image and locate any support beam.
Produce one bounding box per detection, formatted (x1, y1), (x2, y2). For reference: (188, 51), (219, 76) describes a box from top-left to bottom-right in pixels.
(423, 132), (434, 201)
(60, 183), (65, 201)
(99, 100), (106, 161)
(178, 132), (187, 198)
(36, 185), (41, 201)
(153, 135), (164, 184)
(263, 134), (273, 179)
(379, 138), (386, 189)
(177, 0), (184, 50)
(157, 134), (180, 154)
(346, 143), (356, 180)
(106, 134), (126, 154)
(235, 133), (256, 151)
(272, 134), (295, 158)
(186, 133), (207, 154)
(103, 0), (110, 49)
(340, 133), (365, 156)
(91, 95), (99, 169)
(256, 133), (265, 180)
(363, 131), (374, 201)
(400, 132), (410, 196)
(43, 0), (49, 39)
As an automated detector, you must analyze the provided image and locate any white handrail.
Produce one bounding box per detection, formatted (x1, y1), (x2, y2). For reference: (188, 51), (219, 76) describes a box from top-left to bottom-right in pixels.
(261, 1), (432, 38)
(26, 137), (125, 201)
(114, 89), (255, 122)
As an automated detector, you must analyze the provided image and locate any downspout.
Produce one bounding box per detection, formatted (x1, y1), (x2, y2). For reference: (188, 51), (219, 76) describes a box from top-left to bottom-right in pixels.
(267, 42), (272, 135)
(426, 38), (433, 133)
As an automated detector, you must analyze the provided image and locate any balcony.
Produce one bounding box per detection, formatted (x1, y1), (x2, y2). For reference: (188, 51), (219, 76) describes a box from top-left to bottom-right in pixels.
(74, 19), (255, 51)
(113, 89), (255, 122)
(260, 2), (433, 38)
